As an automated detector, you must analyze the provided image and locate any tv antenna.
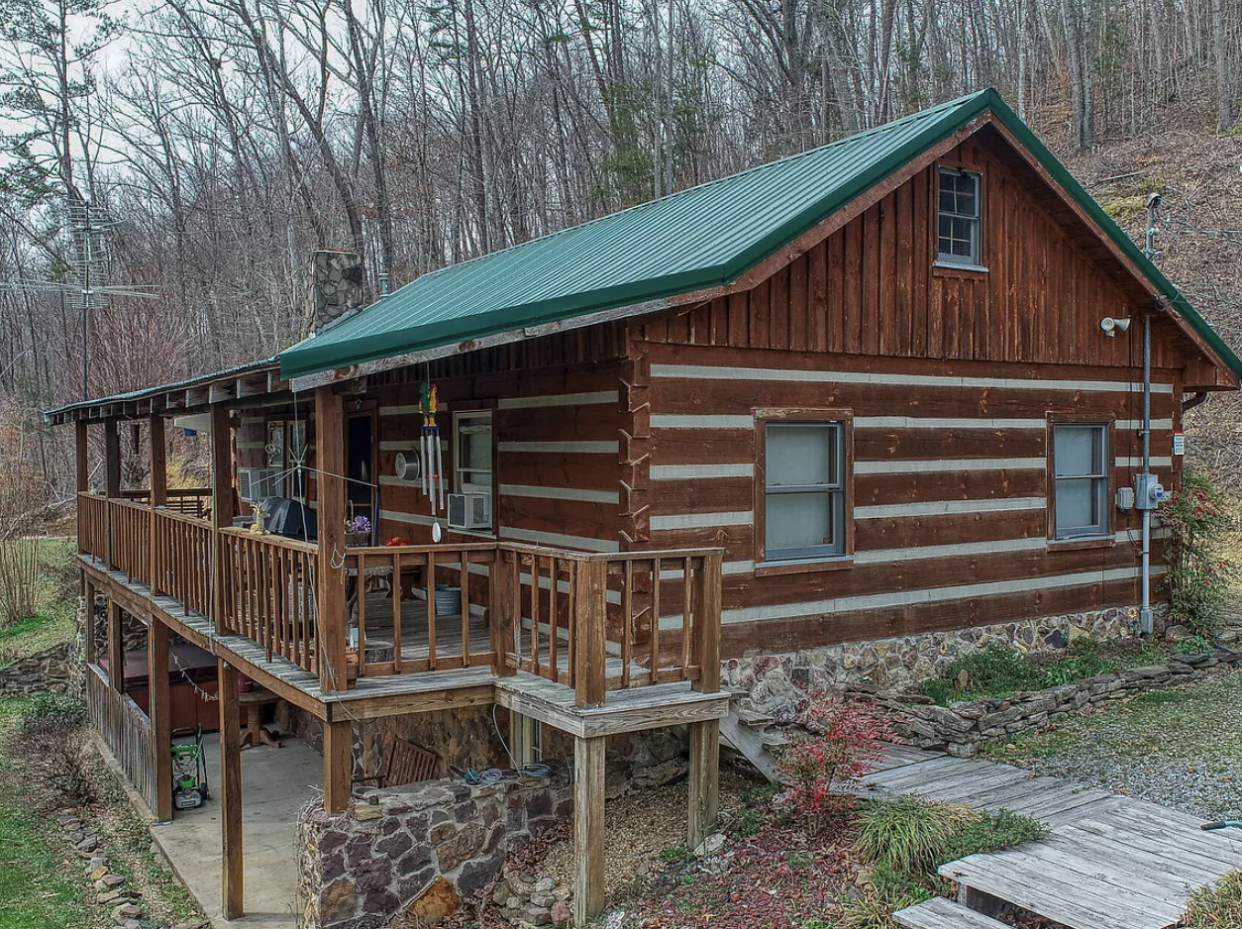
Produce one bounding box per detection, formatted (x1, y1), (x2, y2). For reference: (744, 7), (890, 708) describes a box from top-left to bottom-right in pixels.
(0, 198), (159, 400)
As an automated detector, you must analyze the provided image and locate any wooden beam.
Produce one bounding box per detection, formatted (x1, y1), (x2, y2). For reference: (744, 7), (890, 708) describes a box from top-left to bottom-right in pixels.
(218, 659), (244, 920)
(694, 553), (722, 694)
(210, 404), (235, 634)
(148, 618), (173, 822)
(572, 736), (606, 926)
(323, 718), (352, 814)
(573, 560), (607, 707)
(149, 416), (167, 507)
(490, 549), (517, 677)
(107, 597), (125, 693)
(83, 579), (96, 663)
(76, 422), (89, 556)
(315, 386), (347, 694)
(687, 719), (720, 850)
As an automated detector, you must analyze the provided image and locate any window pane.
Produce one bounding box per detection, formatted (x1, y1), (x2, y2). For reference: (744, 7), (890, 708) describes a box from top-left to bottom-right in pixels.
(939, 185), (956, 213)
(461, 429), (491, 472)
(1055, 425), (1102, 477)
(1056, 478), (1093, 532)
(766, 491), (835, 555)
(954, 180), (976, 217)
(766, 424), (837, 487)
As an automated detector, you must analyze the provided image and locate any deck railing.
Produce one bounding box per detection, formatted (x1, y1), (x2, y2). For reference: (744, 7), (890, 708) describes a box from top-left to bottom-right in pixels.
(219, 528), (319, 673)
(152, 509), (213, 616)
(77, 494), (723, 702)
(86, 663), (158, 812)
(107, 499), (151, 585)
(119, 487), (213, 518)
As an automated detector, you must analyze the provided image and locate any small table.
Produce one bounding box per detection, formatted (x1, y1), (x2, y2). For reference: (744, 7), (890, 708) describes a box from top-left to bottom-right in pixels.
(237, 688), (282, 749)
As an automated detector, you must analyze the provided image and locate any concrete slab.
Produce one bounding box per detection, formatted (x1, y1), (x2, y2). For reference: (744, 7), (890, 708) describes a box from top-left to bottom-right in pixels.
(151, 727), (323, 929)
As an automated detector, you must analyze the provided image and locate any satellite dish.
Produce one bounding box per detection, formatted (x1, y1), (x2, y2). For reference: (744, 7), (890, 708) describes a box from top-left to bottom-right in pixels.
(395, 451), (421, 481)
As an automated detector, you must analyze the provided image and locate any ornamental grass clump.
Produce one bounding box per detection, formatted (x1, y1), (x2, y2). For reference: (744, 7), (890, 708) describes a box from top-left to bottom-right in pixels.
(1183, 871), (1242, 928)
(853, 795), (981, 873)
(1161, 469), (1238, 637)
(775, 692), (893, 833)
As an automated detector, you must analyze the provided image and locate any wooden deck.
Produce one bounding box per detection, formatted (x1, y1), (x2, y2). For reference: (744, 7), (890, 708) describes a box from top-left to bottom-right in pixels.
(867, 746), (1242, 929)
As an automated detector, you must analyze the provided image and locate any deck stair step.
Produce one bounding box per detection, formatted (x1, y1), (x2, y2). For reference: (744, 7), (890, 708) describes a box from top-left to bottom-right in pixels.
(719, 701), (786, 783)
(734, 707), (775, 729)
(894, 897), (1010, 929)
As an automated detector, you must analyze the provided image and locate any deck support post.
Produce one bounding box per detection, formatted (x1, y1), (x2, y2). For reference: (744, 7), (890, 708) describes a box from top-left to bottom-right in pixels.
(210, 403), (235, 633)
(148, 618), (173, 821)
(76, 421), (89, 558)
(323, 717), (352, 814)
(315, 386), (347, 694)
(687, 720), (720, 849)
(572, 560), (608, 707)
(572, 735), (606, 926)
(83, 579), (96, 663)
(104, 420), (120, 569)
(490, 549), (517, 677)
(149, 416), (166, 595)
(687, 551), (722, 849)
(218, 658), (244, 919)
(107, 596), (124, 692)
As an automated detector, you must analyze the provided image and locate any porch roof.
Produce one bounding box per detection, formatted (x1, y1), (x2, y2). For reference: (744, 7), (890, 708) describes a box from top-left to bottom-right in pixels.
(278, 87), (1242, 386)
(44, 357), (280, 425)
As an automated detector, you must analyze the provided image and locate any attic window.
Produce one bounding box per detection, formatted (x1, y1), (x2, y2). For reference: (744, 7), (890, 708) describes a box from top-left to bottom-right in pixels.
(938, 168), (981, 265)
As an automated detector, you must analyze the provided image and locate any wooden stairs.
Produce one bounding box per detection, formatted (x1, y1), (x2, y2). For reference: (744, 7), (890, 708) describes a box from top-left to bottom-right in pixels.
(894, 897), (1007, 929)
(718, 695), (787, 783)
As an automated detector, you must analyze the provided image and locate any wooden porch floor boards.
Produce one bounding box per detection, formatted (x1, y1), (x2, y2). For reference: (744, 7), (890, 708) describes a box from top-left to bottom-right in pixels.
(867, 745), (1242, 929)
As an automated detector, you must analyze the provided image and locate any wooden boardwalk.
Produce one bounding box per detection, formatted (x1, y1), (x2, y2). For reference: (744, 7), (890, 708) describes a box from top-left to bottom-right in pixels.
(866, 746), (1242, 929)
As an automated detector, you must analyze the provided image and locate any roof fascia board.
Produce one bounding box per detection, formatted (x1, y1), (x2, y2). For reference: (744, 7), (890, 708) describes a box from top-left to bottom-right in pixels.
(290, 117), (992, 389)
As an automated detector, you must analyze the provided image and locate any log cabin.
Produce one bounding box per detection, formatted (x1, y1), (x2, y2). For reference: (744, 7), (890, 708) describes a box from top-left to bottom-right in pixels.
(48, 88), (1242, 926)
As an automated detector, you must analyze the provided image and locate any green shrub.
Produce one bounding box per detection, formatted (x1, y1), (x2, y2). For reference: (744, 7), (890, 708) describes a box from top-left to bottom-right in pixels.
(918, 678), (955, 706)
(938, 808), (1046, 864)
(854, 796), (981, 874)
(1175, 635), (1214, 656)
(1161, 469), (1237, 637)
(1184, 871), (1242, 928)
(17, 693), (86, 734)
(839, 862), (932, 929)
(1040, 639), (1120, 687)
(945, 644), (1042, 696)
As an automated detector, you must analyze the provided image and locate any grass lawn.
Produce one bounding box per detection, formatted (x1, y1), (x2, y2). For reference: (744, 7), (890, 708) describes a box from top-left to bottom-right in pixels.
(0, 539), (78, 669)
(981, 672), (1242, 819)
(0, 697), (89, 929)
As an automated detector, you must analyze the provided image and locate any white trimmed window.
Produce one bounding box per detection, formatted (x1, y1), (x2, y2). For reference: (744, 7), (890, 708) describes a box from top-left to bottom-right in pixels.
(764, 422), (846, 560)
(454, 411), (493, 495)
(1053, 424), (1109, 539)
(938, 168), (981, 265)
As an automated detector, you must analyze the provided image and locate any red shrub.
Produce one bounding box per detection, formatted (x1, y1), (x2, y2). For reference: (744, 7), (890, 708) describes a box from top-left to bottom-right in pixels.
(776, 692), (895, 832)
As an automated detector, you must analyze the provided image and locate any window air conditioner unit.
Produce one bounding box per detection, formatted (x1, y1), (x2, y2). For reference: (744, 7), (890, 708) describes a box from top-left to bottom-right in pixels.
(238, 468), (281, 503)
(448, 493), (491, 530)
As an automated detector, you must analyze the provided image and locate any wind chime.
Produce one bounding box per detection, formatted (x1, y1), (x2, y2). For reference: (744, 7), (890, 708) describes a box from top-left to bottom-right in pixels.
(419, 381), (446, 515)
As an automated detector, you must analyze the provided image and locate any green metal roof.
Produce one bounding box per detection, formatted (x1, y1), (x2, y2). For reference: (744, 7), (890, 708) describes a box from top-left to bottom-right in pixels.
(279, 88), (1242, 382)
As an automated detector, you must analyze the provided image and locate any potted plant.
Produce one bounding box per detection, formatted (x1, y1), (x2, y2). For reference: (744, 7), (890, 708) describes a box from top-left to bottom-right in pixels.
(344, 514), (371, 546)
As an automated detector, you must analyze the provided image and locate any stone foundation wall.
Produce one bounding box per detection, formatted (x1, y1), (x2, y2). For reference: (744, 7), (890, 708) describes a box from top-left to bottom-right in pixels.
(0, 640), (77, 695)
(297, 774), (572, 929)
(724, 605), (1164, 720)
(877, 647), (1241, 756)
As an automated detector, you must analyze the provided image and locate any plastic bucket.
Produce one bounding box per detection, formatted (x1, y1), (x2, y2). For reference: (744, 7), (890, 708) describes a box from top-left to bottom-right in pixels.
(434, 585), (462, 616)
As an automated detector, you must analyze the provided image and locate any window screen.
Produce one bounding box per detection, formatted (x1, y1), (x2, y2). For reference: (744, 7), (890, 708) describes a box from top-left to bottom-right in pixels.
(764, 422), (846, 561)
(1053, 424), (1109, 539)
(938, 168), (981, 265)
(455, 411), (492, 494)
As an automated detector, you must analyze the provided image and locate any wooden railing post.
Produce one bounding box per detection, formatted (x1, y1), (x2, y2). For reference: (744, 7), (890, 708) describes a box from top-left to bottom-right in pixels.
(316, 386), (348, 694)
(149, 416), (166, 595)
(104, 420), (119, 570)
(491, 547), (517, 677)
(149, 618), (173, 821)
(218, 659), (243, 919)
(694, 552), (722, 693)
(76, 422), (88, 557)
(210, 403), (236, 633)
(573, 558), (608, 707)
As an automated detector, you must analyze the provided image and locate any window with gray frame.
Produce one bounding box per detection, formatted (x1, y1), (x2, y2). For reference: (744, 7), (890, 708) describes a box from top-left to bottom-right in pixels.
(938, 168), (981, 264)
(1053, 424), (1110, 538)
(764, 422), (846, 561)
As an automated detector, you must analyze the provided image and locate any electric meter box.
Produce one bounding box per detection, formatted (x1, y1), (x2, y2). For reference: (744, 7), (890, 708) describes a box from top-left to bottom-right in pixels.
(1135, 473), (1165, 510)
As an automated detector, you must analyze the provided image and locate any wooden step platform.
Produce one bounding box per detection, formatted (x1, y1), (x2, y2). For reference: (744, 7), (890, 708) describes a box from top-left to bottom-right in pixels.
(938, 797), (1242, 929)
(894, 897), (1008, 929)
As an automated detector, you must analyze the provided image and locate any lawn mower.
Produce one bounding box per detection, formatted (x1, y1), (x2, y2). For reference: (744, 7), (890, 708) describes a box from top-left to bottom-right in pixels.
(170, 725), (210, 811)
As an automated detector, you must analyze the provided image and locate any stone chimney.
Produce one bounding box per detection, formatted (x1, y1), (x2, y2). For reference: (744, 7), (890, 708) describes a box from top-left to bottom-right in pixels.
(305, 250), (365, 335)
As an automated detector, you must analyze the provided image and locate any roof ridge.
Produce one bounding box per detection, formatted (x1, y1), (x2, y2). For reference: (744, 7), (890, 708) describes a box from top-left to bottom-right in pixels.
(391, 90), (992, 291)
